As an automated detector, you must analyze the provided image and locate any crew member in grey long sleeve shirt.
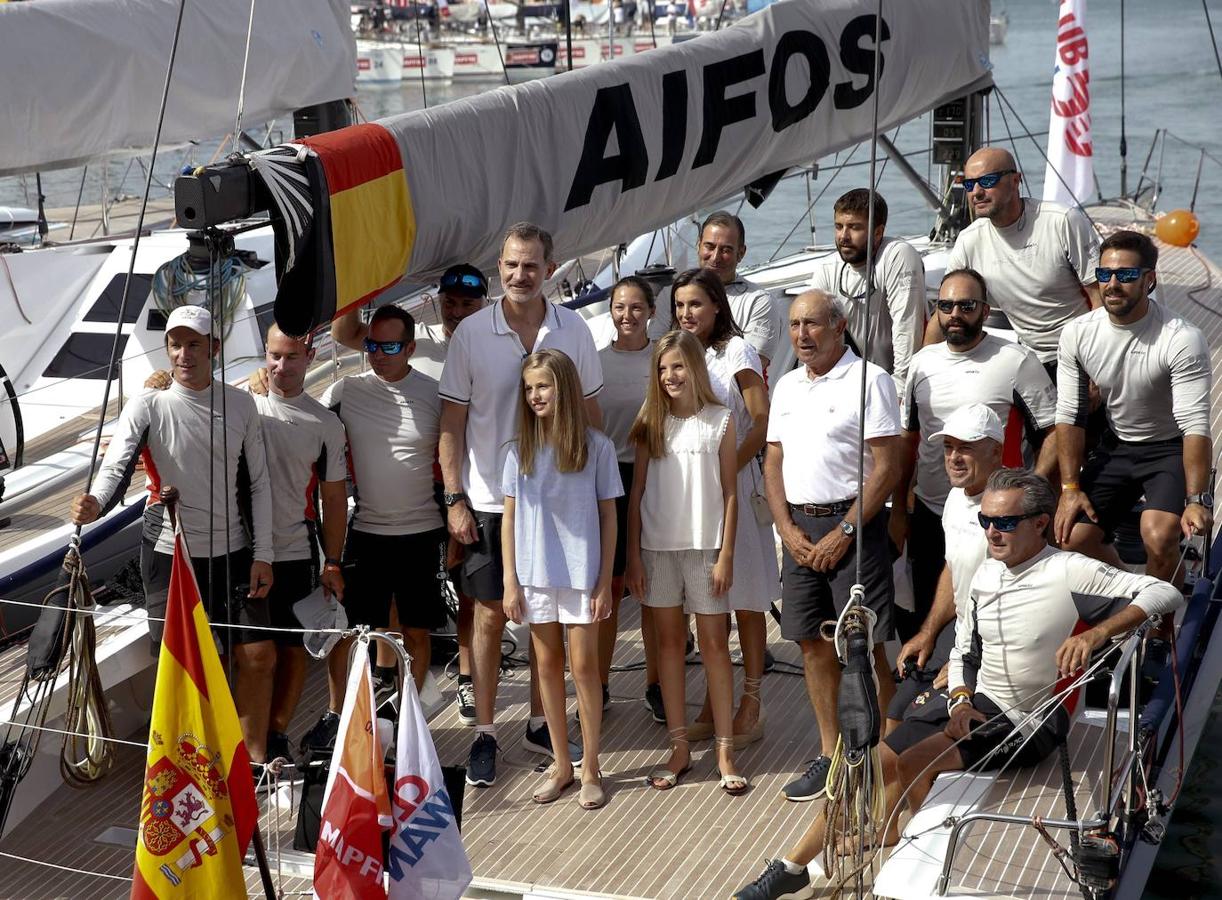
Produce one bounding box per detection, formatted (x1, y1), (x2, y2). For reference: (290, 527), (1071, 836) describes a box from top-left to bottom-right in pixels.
(71, 305), (279, 763)
(1054, 230), (1213, 583)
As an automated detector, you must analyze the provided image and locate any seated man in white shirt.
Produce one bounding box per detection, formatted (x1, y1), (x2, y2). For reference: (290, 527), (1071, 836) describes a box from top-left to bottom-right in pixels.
(733, 468), (1183, 900)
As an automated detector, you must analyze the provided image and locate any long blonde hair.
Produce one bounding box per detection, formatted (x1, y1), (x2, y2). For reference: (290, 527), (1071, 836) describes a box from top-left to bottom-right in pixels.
(628, 330), (722, 459)
(515, 349), (590, 475)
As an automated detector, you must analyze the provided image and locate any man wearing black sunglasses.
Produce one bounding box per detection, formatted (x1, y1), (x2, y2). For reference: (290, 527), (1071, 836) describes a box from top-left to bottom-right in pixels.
(943, 146), (1101, 372)
(808, 188), (927, 396)
(736, 468), (1182, 899)
(1055, 229), (1213, 584)
(892, 268), (1057, 640)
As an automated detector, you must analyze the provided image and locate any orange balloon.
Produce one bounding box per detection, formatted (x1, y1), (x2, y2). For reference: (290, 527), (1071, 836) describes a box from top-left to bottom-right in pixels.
(1155, 209), (1200, 247)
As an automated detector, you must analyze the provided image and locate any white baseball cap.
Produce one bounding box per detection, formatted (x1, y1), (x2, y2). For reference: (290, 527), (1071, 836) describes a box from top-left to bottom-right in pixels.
(164, 305), (213, 336)
(929, 402), (1004, 444)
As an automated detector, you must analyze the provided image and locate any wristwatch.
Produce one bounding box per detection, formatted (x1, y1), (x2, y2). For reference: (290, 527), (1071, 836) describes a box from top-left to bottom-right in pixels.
(443, 491), (468, 507)
(323, 557), (342, 572)
(1187, 492), (1214, 509)
(839, 520), (856, 537)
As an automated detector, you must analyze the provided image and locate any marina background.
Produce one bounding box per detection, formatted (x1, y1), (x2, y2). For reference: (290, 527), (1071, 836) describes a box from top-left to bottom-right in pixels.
(2, 0), (1220, 894)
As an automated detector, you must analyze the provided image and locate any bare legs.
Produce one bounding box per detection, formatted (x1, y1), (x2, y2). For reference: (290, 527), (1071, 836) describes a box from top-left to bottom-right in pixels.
(473, 599), (543, 729)
(268, 645), (307, 737)
(233, 639), (276, 762)
(531, 622), (602, 787)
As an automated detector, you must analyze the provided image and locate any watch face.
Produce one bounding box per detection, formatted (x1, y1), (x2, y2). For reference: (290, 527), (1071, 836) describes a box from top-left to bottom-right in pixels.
(840, 521), (855, 536)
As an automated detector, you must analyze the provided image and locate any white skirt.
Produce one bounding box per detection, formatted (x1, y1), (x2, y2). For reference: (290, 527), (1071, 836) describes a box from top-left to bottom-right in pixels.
(726, 459), (781, 613)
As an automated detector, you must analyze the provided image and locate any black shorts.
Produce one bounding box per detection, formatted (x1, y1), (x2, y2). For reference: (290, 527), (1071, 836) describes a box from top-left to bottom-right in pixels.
(886, 619), (956, 720)
(1079, 434), (1186, 541)
(140, 539), (270, 649)
(780, 508), (894, 643)
(612, 462), (635, 578)
(266, 558), (319, 648)
(451, 510), (505, 603)
(900, 498), (946, 642)
(884, 691), (1068, 771)
(342, 528), (449, 630)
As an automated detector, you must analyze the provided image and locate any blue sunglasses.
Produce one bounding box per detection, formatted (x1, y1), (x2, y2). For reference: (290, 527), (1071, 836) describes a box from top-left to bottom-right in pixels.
(1095, 266), (1149, 284)
(962, 169), (1017, 191)
(978, 511), (1040, 532)
(363, 338), (405, 355)
(440, 272), (486, 292)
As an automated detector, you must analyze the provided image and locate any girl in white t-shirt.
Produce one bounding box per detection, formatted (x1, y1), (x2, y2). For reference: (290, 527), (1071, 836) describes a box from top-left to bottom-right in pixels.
(502, 350), (623, 810)
(625, 331), (749, 794)
(672, 266), (777, 750)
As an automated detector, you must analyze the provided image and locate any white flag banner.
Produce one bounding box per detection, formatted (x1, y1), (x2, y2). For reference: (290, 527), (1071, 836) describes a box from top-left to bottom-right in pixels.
(386, 677), (473, 900)
(1043, 0), (1093, 207)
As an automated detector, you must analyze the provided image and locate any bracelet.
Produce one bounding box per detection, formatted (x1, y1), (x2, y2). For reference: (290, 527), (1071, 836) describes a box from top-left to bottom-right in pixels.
(946, 693), (972, 715)
(323, 559), (342, 572)
(949, 687), (972, 702)
(1061, 482), (1081, 492)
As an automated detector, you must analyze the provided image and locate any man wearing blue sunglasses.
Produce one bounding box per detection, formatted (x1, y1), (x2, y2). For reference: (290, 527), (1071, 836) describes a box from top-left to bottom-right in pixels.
(944, 146), (1101, 373)
(1054, 229), (1213, 584)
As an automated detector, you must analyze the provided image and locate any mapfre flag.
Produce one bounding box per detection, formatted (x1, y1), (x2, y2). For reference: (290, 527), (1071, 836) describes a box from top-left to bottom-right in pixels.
(1044, 0), (1093, 207)
(386, 675), (471, 899)
(131, 524), (257, 898)
(314, 639), (393, 899)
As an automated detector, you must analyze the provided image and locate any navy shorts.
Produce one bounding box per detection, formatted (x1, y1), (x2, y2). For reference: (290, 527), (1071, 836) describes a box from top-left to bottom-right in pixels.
(342, 528), (449, 630)
(612, 462), (635, 578)
(451, 511), (505, 603)
(1079, 434), (1185, 541)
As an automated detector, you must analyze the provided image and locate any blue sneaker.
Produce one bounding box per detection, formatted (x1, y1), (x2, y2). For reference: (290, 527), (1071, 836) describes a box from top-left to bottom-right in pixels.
(732, 859), (814, 900)
(522, 721), (584, 766)
(466, 733), (498, 787)
(782, 756), (831, 802)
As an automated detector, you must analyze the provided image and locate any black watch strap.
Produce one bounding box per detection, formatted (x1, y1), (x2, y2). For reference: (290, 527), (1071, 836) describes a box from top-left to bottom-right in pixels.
(443, 491), (468, 507)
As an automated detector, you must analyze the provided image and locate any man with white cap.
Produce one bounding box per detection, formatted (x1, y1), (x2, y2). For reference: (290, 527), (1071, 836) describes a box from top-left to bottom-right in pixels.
(887, 402), (1003, 732)
(892, 268), (1058, 642)
(71, 304), (277, 762)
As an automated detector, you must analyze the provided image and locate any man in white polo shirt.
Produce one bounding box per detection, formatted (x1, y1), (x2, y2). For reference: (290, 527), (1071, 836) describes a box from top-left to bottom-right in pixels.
(763, 289), (903, 803)
(697, 210), (780, 369)
(808, 188), (927, 396)
(440, 221), (603, 787)
(892, 268), (1058, 641)
(943, 146), (1101, 370)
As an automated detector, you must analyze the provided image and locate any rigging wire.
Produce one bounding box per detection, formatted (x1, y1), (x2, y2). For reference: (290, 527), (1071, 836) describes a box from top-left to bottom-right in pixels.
(232, 0), (259, 150)
(483, 0), (512, 86)
(1205, 0), (1222, 86)
(413, 9), (430, 108)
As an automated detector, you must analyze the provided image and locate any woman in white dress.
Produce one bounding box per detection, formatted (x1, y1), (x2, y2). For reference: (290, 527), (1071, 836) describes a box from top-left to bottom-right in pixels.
(669, 267), (778, 747)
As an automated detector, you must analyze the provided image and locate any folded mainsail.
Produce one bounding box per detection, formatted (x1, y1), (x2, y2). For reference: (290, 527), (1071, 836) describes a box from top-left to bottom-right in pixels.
(0, 0), (355, 176)
(249, 0), (991, 333)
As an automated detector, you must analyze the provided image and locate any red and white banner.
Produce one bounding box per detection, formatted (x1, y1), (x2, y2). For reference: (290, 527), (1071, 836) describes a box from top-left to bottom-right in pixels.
(314, 639), (393, 900)
(1044, 0), (1093, 207)
(386, 673), (472, 899)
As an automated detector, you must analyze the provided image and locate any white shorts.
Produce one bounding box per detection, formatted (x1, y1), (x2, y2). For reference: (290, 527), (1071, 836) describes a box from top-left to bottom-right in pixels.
(640, 549), (728, 616)
(522, 585), (595, 625)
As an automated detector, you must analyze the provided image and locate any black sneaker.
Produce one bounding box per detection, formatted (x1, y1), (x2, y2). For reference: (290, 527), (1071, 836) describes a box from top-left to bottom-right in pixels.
(521, 721), (584, 765)
(643, 682), (666, 724)
(466, 733), (498, 787)
(685, 633), (697, 660)
(455, 678), (476, 726)
(373, 670), (398, 709)
(732, 859), (814, 900)
(266, 731), (293, 764)
(782, 756), (832, 802)
(299, 711), (340, 755)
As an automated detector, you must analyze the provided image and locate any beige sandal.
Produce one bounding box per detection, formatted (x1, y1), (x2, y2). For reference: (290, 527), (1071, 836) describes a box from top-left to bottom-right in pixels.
(578, 774), (606, 809)
(532, 765), (575, 804)
(714, 736), (751, 796)
(686, 719), (714, 742)
(647, 728), (691, 790)
(733, 675), (766, 750)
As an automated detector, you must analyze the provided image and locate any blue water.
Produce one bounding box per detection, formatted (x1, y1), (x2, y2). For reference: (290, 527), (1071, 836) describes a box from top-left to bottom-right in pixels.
(4, 0), (1222, 892)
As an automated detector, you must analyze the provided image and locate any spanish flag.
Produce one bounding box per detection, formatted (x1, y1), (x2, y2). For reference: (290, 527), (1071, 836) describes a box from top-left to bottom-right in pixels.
(313, 637), (393, 898)
(131, 523), (257, 899)
(267, 123), (415, 336)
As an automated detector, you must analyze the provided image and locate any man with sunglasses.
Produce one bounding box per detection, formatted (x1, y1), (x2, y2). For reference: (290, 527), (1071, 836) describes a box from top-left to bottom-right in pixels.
(808, 188), (927, 396)
(300, 306), (449, 752)
(698, 210), (780, 369)
(892, 268), (1057, 640)
(440, 222), (603, 787)
(733, 468), (1182, 900)
(943, 147), (1101, 371)
(1054, 229), (1213, 583)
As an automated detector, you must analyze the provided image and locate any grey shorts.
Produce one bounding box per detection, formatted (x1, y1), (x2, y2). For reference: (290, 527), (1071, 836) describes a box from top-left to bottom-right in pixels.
(640, 549), (729, 615)
(779, 509), (894, 643)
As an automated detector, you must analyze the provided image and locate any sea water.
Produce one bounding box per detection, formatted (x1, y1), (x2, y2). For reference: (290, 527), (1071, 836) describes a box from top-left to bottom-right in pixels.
(3, 0), (1221, 893)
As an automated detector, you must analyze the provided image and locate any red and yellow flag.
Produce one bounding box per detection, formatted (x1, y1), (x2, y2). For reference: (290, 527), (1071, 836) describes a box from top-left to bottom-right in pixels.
(314, 638), (393, 898)
(131, 524), (257, 899)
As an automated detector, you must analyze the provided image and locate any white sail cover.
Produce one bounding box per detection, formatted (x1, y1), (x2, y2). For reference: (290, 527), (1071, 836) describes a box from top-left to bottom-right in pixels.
(1043, 0), (1093, 207)
(0, 0), (355, 176)
(386, 0), (990, 277)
